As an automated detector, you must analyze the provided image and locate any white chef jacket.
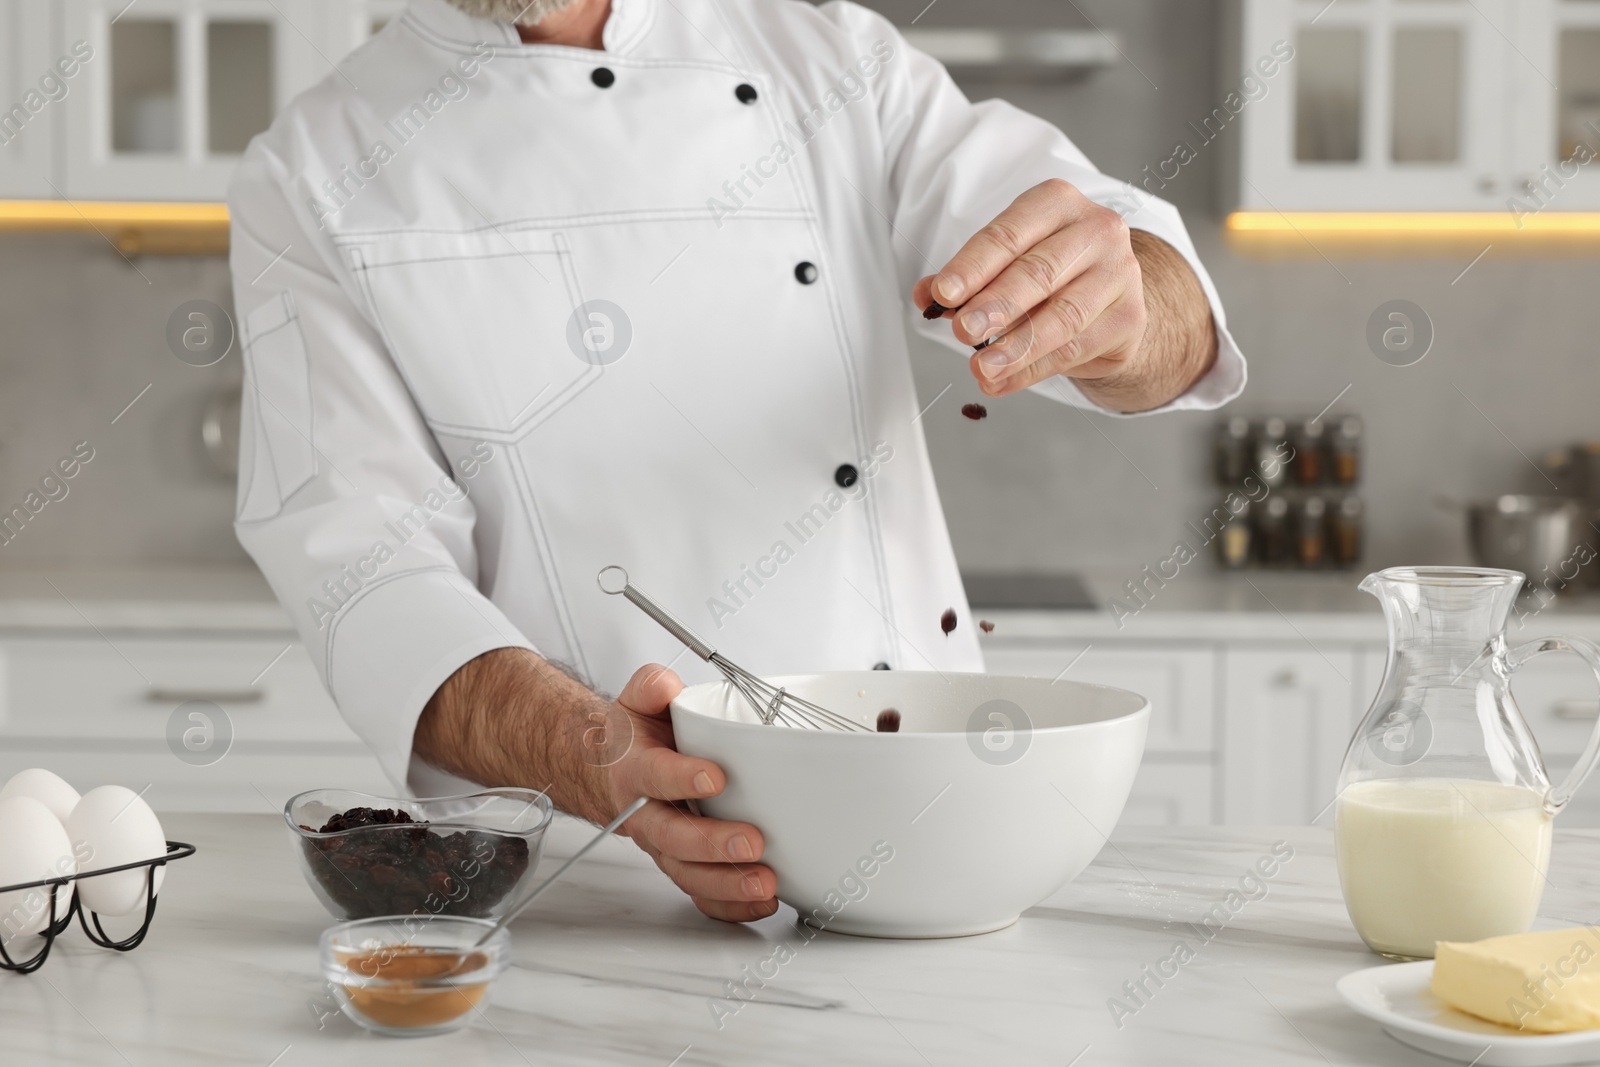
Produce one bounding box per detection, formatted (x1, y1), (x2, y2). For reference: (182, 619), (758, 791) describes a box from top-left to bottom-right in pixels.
(227, 0), (1246, 795)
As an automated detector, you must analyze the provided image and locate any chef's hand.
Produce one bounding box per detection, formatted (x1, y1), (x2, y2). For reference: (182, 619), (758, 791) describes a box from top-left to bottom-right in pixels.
(914, 179), (1216, 412)
(414, 649), (778, 924)
(584, 664), (780, 923)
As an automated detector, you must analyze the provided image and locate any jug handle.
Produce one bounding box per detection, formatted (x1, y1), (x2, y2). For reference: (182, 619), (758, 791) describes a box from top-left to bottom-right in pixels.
(1508, 634), (1600, 813)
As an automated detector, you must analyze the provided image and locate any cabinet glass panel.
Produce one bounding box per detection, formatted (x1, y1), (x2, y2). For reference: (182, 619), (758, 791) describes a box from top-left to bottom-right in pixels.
(207, 21), (275, 154)
(1391, 27), (1462, 162)
(1558, 28), (1600, 160)
(1295, 27), (1365, 162)
(111, 20), (179, 154)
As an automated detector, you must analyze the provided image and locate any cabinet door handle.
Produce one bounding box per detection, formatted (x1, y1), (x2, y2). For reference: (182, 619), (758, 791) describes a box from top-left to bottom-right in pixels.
(145, 687), (264, 705)
(1554, 700), (1600, 721)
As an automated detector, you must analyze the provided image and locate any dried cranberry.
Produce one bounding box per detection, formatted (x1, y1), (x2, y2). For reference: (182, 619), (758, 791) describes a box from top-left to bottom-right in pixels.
(299, 807), (532, 920)
(876, 708), (901, 733)
(923, 300), (957, 320)
(961, 403), (988, 421)
(941, 608), (957, 635)
(979, 620), (995, 633)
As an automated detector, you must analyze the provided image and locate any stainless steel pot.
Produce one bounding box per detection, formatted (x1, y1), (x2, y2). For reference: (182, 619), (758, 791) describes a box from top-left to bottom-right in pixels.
(1463, 495), (1588, 589)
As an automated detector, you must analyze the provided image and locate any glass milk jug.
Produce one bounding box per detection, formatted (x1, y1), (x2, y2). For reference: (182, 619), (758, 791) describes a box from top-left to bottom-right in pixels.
(1334, 567), (1600, 960)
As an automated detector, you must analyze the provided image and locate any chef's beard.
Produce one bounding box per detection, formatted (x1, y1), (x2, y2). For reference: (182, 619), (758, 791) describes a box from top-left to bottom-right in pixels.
(441, 0), (583, 25)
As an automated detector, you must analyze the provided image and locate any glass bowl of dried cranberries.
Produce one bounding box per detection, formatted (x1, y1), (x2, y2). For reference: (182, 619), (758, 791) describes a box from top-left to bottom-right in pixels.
(284, 788), (552, 921)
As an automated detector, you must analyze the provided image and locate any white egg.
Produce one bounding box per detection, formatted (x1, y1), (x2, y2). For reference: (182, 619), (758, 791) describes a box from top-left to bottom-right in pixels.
(67, 786), (166, 918)
(0, 768), (81, 823)
(0, 796), (77, 941)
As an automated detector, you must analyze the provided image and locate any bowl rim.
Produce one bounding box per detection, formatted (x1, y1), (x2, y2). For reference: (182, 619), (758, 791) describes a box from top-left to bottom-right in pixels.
(669, 671), (1150, 735)
(283, 786), (554, 841)
(320, 914), (510, 986)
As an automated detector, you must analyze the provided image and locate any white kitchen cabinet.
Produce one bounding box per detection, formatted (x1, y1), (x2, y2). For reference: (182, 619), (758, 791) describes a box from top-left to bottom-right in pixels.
(326, 0), (409, 58)
(1236, 0), (1511, 211)
(1235, 0), (1600, 212)
(1220, 646), (1358, 824)
(56, 0), (330, 199)
(982, 641), (1215, 754)
(1122, 761), (1214, 827)
(1509, 0), (1600, 210)
(0, 0), (434, 203)
(0, 0), (57, 196)
(0, 634), (390, 812)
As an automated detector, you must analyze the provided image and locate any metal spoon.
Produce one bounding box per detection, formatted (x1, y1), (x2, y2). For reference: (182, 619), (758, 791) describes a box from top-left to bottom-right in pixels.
(466, 796), (648, 952)
(374, 798), (651, 986)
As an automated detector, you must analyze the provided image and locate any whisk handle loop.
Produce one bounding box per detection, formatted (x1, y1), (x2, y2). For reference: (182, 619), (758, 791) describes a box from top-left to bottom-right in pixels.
(597, 566), (716, 661)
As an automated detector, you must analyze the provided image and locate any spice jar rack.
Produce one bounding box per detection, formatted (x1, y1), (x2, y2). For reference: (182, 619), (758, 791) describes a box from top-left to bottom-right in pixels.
(0, 841), (196, 975)
(1210, 415), (1364, 571)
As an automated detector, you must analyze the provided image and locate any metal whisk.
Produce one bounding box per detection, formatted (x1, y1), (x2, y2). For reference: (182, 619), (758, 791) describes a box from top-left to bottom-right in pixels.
(597, 566), (870, 732)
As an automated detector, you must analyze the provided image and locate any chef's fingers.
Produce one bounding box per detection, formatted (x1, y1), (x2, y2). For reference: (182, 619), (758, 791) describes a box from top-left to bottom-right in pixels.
(615, 662), (684, 718)
(616, 744), (728, 806)
(950, 216), (1132, 349)
(652, 853), (778, 903)
(975, 294), (1146, 398)
(969, 255), (1132, 386)
(626, 798), (766, 865)
(630, 837), (777, 921)
(691, 896), (783, 923)
(929, 179), (1094, 326)
(911, 276), (953, 316)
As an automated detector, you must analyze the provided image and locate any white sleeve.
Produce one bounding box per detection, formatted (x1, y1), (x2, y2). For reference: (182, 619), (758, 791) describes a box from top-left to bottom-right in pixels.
(822, 1), (1246, 416)
(227, 146), (535, 790)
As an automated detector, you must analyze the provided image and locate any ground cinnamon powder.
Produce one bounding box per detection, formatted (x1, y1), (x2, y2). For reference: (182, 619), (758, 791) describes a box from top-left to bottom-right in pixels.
(339, 946), (490, 1028)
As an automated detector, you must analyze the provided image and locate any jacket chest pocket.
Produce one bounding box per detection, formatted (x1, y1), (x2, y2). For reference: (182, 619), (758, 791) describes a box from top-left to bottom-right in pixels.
(345, 229), (595, 438)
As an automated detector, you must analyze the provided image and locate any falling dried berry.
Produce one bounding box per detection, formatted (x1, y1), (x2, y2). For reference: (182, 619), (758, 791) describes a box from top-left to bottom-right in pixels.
(979, 619), (995, 633)
(940, 608), (957, 635)
(961, 403), (988, 421)
(923, 300), (957, 320)
(876, 708), (902, 733)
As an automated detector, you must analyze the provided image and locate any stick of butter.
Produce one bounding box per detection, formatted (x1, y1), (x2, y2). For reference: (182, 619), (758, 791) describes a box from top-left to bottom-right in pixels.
(1433, 927), (1600, 1033)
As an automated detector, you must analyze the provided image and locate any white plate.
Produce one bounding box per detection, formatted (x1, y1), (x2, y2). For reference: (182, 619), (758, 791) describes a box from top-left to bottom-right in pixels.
(1337, 961), (1600, 1066)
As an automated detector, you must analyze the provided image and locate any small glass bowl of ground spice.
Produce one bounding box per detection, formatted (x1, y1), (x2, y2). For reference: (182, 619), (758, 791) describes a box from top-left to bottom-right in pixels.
(285, 788), (551, 921)
(321, 915), (511, 1036)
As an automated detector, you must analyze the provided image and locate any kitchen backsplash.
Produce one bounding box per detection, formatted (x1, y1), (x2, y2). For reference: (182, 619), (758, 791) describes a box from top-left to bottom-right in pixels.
(0, 0), (1593, 573)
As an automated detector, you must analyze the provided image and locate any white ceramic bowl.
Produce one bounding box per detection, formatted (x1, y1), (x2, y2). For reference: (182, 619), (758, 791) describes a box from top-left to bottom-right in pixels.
(671, 671), (1149, 938)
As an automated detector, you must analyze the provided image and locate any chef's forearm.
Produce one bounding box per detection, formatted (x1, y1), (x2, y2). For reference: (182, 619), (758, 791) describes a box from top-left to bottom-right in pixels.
(1074, 229), (1219, 414)
(413, 647), (610, 823)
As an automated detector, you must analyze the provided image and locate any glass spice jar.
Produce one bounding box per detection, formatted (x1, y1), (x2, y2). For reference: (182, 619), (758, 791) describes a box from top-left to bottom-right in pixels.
(1298, 496), (1327, 568)
(1258, 495), (1292, 566)
(1331, 416), (1362, 486)
(1333, 496), (1363, 567)
(1256, 417), (1290, 489)
(1218, 501), (1252, 569)
(1215, 416), (1252, 487)
(1294, 419), (1326, 486)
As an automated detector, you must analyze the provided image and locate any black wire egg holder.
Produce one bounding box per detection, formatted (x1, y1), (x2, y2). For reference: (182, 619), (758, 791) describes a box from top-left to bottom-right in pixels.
(0, 841), (196, 975)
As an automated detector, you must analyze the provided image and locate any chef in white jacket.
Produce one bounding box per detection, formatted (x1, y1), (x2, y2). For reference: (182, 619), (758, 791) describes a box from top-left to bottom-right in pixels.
(228, 0), (1245, 922)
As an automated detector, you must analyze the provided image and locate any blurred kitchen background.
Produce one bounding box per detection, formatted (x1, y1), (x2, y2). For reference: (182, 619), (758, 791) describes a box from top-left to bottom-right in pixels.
(2, 0), (1595, 568)
(2, 0), (1599, 823)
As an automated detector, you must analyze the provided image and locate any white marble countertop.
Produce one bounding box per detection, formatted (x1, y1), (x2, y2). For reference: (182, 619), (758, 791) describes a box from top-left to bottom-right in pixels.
(9, 813), (1600, 1066)
(983, 571), (1600, 643)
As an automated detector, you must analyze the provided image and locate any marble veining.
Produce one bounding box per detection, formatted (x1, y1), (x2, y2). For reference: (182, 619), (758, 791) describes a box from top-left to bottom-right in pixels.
(6, 814), (1600, 1066)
